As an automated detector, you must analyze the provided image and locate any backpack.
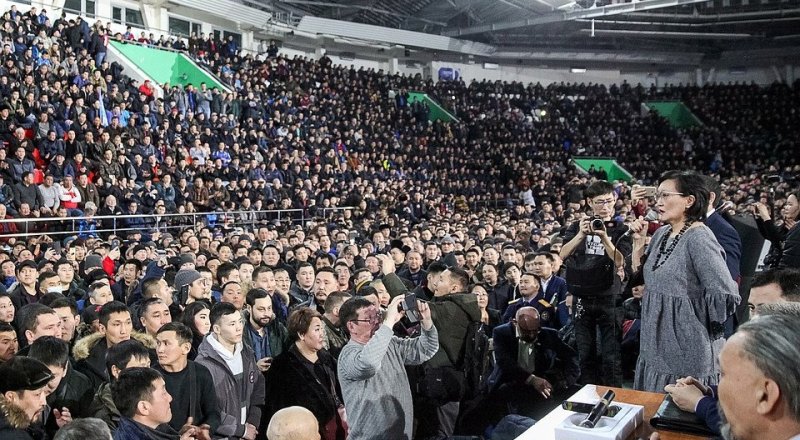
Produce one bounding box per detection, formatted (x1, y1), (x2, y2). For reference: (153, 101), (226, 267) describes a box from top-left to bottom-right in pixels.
(459, 320), (491, 400)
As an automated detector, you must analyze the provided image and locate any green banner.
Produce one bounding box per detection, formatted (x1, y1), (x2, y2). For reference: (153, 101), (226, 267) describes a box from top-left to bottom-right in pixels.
(646, 101), (703, 129)
(407, 91), (458, 123)
(111, 41), (228, 91)
(573, 158), (633, 183)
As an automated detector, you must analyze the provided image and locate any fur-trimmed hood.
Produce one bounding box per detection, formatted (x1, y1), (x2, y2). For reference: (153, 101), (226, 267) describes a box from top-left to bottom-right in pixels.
(72, 331), (156, 361)
(0, 394), (31, 430)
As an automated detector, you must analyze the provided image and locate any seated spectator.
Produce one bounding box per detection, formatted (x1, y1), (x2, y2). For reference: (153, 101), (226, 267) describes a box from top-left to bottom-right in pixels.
(488, 307), (580, 421)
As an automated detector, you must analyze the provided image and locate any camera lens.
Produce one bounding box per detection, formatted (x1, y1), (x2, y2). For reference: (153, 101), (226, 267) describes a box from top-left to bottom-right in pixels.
(591, 219), (604, 230)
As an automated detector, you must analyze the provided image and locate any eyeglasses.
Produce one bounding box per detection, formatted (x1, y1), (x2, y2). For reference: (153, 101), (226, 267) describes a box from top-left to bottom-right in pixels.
(592, 198), (615, 206)
(655, 191), (685, 200)
(352, 310), (383, 325)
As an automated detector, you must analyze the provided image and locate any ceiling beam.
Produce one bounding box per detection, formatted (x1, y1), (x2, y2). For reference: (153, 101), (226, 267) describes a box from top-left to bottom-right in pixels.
(443, 0), (717, 36)
(278, 0), (447, 26)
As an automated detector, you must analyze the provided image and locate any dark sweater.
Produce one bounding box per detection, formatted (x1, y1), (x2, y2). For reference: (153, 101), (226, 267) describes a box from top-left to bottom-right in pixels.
(156, 361), (220, 433)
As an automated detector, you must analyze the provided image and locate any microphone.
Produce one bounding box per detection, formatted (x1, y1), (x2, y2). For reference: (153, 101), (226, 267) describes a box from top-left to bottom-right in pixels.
(621, 210), (660, 237)
(578, 389), (616, 428)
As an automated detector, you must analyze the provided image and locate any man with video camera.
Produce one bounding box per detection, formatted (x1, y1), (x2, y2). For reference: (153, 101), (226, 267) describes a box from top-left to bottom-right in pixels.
(560, 181), (631, 387)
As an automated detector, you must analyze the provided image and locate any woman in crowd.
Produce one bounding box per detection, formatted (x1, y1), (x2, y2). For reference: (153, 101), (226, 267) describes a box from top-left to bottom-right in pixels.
(181, 301), (211, 360)
(632, 170), (740, 392)
(472, 283), (500, 335)
(263, 308), (346, 440)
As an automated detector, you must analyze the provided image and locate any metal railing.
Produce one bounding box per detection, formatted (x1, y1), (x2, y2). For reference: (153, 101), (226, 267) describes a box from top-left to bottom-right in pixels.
(0, 207), (354, 239)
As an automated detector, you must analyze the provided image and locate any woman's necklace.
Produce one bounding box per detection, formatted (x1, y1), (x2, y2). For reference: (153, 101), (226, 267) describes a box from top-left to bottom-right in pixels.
(652, 221), (694, 271)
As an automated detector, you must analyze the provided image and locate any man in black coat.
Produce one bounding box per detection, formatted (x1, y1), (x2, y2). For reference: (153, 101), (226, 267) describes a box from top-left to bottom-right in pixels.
(488, 307), (580, 421)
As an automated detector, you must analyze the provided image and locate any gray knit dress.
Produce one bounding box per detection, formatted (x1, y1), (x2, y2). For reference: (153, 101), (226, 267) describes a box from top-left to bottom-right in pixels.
(634, 224), (740, 392)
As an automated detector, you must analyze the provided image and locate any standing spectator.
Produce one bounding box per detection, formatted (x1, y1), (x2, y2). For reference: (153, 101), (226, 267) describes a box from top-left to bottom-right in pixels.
(154, 322), (220, 434)
(196, 302), (264, 440)
(559, 180), (630, 387)
(264, 308), (346, 440)
(338, 295), (437, 440)
(0, 356), (54, 438)
(631, 171), (740, 392)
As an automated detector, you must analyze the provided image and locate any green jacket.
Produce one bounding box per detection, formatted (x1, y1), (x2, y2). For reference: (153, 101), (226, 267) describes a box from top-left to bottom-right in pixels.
(383, 272), (481, 368)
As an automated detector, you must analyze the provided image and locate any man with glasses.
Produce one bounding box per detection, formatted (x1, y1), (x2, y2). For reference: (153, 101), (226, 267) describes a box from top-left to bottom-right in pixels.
(338, 295), (438, 440)
(488, 307), (579, 420)
(560, 180), (631, 387)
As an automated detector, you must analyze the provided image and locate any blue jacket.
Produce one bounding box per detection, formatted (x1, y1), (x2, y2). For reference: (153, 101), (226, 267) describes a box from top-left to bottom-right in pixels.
(113, 417), (179, 440)
(705, 212), (742, 282)
(501, 277), (569, 329)
(695, 385), (722, 436)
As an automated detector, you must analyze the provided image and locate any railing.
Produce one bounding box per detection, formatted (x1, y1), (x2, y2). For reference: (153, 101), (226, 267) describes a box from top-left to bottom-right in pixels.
(0, 207), (354, 239)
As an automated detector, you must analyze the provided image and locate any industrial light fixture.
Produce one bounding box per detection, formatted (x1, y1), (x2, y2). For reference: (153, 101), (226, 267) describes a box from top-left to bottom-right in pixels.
(570, 67), (587, 73)
(483, 62), (499, 70)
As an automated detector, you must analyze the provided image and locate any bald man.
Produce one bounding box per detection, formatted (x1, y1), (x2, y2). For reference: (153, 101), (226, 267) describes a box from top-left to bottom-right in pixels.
(488, 307), (580, 420)
(266, 406), (320, 440)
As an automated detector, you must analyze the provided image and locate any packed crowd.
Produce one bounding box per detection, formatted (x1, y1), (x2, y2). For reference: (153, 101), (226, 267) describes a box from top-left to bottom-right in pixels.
(0, 3), (798, 440)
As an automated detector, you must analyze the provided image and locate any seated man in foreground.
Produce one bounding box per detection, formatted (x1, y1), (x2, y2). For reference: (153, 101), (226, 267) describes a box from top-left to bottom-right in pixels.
(489, 306), (580, 421)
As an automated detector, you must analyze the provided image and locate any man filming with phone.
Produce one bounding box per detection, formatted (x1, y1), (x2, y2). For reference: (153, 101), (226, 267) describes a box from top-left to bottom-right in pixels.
(378, 254), (482, 440)
(560, 180), (631, 387)
(338, 293), (438, 440)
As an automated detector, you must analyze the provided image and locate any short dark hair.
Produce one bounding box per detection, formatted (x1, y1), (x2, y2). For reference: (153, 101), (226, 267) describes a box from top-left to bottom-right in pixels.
(287, 307), (322, 342)
(658, 170), (709, 222)
(156, 322), (193, 345)
(701, 175), (722, 209)
(49, 297), (78, 316)
(534, 252), (555, 263)
(27, 336), (69, 368)
(245, 288), (270, 307)
(111, 367), (162, 418)
(316, 266), (335, 277)
(122, 259), (143, 272)
(217, 262), (238, 284)
(99, 301), (129, 327)
(427, 261), (447, 275)
(139, 297), (165, 316)
(141, 278), (163, 299)
(584, 181), (615, 200)
(209, 302), (238, 328)
(338, 296), (374, 329)
(106, 339), (150, 381)
(752, 268), (800, 301)
(38, 270), (59, 285)
(447, 267), (470, 292)
(17, 303), (57, 340)
(324, 291), (352, 314)
(252, 266), (273, 279)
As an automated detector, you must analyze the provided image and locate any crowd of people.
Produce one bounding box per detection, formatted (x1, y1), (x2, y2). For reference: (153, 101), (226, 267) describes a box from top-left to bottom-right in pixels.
(0, 2), (798, 440)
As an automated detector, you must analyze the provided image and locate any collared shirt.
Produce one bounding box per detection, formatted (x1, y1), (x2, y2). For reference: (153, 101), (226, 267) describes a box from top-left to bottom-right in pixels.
(517, 339), (536, 374)
(247, 324), (271, 361)
(540, 275), (554, 295)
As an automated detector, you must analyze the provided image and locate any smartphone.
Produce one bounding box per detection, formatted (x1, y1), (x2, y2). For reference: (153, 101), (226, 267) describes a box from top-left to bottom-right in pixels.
(642, 186), (657, 198)
(179, 284), (189, 305)
(399, 293), (421, 323)
(52, 241), (62, 254)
